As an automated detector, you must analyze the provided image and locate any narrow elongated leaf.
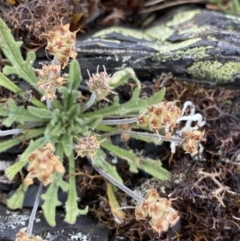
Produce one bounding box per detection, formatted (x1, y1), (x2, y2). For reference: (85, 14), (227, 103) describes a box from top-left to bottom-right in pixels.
(58, 86), (81, 110)
(27, 106), (52, 120)
(124, 130), (164, 145)
(111, 68), (139, 89)
(138, 158), (170, 180)
(0, 73), (45, 108)
(41, 173), (63, 227)
(5, 135), (46, 180)
(106, 183), (125, 222)
(0, 136), (22, 153)
(83, 115), (103, 131)
(4, 99), (42, 126)
(91, 149), (123, 183)
(7, 182), (29, 209)
(0, 127), (45, 153)
(100, 141), (138, 173)
(100, 140), (170, 180)
(0, 19), (38, 85)
(68, 59), (82, 90)
(64, 153), (88, 224)
(61, 132), (73, 157)
(0, 72), (22, 93)
(82, 88), (166, 118)
(44, 122), (65, 140)
(67, 104), (80, 120)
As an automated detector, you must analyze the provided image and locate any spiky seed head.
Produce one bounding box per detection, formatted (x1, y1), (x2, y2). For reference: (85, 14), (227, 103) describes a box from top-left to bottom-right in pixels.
(74, 135), (101, 158)
(87, 66), (116, 101)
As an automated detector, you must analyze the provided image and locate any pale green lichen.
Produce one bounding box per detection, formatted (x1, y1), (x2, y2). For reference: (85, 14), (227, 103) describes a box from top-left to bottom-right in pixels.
(187, 60), (240, 83)
(69, 232), (90, 241)
(93, 26), (152, 41)
(145, 26), (175, 42)
(0, 210), (40, 231)
(178, 25), (207, 36)
(166, 9), (201, 27)
(207, 35), (217, 41)
(174, 45), (213, 61)
(145, 10), (201, 42)
(152, 39), (211, 62)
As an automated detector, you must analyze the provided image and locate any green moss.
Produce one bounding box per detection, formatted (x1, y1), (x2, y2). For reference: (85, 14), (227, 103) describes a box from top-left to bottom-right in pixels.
(187, 60), (240, 83)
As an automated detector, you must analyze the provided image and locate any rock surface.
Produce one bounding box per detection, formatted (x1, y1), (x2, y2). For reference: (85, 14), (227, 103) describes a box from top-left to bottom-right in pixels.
(0, 204), (108, 241)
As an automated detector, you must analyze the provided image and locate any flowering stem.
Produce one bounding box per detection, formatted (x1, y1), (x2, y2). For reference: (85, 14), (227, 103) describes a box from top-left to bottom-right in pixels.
(121, 130), (183, 143)
(27, 183), (43, 236)
(46, 99), (52, 110)
(0, 128), (23, 136)
(101, 117), (138, 125)
(81, 93), (96, 112)
(93, 165), (144, 204)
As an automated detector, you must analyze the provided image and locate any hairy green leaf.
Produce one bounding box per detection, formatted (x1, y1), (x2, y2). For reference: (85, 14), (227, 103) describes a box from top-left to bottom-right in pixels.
(92, 149), (123, 183)
(101, 141), (139, 173)
(68, 59), (83, 91)
(0, 19), (38, 86)
(82, 87), (166, 118)
(7, 182), (29, 209)
(41, 173), (64, 227)
(64, 154), (88, 224)
(27, 106), (52, 120)
(5, 135), (46, 180)
(4, 99), (42, 127)
(0, 72), (22, 93)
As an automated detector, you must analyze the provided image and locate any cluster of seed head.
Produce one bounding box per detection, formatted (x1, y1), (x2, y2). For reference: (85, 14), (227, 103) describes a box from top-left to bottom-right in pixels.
(36, 64), (65, 101)
(181, 129), (206, 155)
(87, 66), (116, 101)
(135, 189), (179, 235)
(16, 228), (45, 241)
(137, 101), (181, 136)
(74, 135), (101, 158)
(24, 143), (65, 186)
(45, 23), (77, 68)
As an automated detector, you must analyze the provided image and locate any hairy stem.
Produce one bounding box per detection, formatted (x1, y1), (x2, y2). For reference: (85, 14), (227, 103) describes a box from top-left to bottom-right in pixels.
(0, 128), (23, 136)
(121, 130), (183, 143)
(27, 183), (43, 236)
(81, 93), (96, 112)
(101, 117), (138, 125)
(93, 165), (144, 204)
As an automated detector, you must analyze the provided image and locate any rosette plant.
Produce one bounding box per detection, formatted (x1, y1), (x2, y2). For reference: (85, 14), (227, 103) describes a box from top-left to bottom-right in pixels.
(0, 19), (169, 226)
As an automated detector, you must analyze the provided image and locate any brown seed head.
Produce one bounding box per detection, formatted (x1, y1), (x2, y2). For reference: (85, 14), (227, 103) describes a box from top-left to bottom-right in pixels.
(25, 143), (65, 186)
(45, 23), (77, 68)
(138, 101), (181, 134)
(134, 188), (179, 236)
(36, 64), (66, 101)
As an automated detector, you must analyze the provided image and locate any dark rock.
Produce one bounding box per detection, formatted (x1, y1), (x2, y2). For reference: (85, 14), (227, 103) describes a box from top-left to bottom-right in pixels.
(0, 204), (108, 241)
(8, 185), (69, 208)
